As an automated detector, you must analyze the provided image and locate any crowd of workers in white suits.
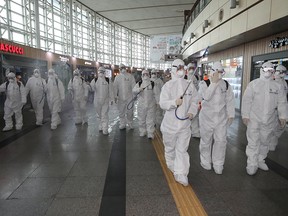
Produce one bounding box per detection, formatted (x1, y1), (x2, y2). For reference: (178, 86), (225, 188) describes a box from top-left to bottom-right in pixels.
(0, 59), (287, 186)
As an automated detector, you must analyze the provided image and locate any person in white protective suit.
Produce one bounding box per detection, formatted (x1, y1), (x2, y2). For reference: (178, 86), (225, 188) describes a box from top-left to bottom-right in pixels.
(198, 61), (235, 175)
(0, 72), (26, 131)
(187, 63), (201, 138)
(68, 69), (89, 125)
(5, 68), (11, 77)
(46, 69), (65, 130)
(242, 62), (287, 175)
(25, 69), (47, 126)
(90, 66), (114, 135)
(159, 59), (199, 186)
(133, 70), (157, 139)
(113, 63), (136, 129)
(269, 65), (288, 151)
(150, 69), (164, 126)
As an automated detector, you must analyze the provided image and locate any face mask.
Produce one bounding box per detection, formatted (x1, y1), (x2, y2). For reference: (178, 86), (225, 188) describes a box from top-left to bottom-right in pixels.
(74, 73), (79, 76)
(98, 73), (104, 77)
(121, 69), (126, 73)
(34, 73), (39, 78)
(274, 71), (280, 79)
(151, 74), (156, 78)
(280, 73), (285, 78)
(218, 72), (224, 79)
(142, 76), (149, 80)
(176, 69), (185, 78)
(263, 71), (271, 78)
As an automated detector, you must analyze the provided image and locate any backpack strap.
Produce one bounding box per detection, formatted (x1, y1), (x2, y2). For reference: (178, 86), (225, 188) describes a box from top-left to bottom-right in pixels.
(5, 81), (21, 91)
(138, 80), (154, 89)
(151, 81), (154, 89)
(138, 80), (142, 87)
(204, 79), (210, 87)
(94, 77), (109, 84)
(223, 79), (229, 90)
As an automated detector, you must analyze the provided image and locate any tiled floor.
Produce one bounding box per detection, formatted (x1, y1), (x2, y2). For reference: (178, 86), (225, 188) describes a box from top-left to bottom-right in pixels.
(0, 103), (287, 215)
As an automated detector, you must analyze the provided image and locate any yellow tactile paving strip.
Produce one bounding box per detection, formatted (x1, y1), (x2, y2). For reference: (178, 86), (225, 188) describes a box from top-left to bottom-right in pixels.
(152, 130), (207, 216)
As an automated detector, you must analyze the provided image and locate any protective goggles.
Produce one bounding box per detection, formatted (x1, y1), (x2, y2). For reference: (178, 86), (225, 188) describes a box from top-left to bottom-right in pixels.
(211, 68), (224, 73)
(142, 73), (149, 77)
(262, 67), (275, 73)
(172, 65), (185, 70)
(151, 72), (156, 75)
(275, 69), (287, 74)
(209, 69), (225, 76)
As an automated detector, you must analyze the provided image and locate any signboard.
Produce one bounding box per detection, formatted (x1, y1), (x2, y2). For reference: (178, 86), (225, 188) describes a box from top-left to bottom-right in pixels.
(150, 35), (182, 63)
(150, 35), (167, 63)
(0, 43), (24, 55)
(269, 37), (288, 48)
(60, 56), (69, 62)
(165, 54), (183, 61)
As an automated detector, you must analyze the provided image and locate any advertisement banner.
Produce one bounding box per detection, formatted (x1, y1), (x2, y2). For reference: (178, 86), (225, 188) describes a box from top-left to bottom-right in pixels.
(150, 35), (182, 63)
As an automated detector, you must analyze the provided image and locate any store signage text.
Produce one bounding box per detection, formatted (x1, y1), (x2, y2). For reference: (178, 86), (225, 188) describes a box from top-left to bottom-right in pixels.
(84, 62), (92, 65)
(0, 43), (24, 55)
(59, 56), (69, 62)
(200, 57), (208, 62)
(269, 37), (288, 48)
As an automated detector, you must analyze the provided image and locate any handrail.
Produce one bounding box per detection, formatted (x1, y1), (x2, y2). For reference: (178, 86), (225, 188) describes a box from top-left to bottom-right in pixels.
(182, 0), (211, 35)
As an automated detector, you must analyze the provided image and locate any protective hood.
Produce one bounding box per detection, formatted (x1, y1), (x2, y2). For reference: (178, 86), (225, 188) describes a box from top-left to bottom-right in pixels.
(171, 59), (185, 79)
(260, 62), (274, 80)
(33, 69), (40, 78)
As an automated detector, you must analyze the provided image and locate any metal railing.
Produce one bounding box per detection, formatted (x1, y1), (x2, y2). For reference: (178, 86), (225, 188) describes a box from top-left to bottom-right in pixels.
(182, 0), (212, 35)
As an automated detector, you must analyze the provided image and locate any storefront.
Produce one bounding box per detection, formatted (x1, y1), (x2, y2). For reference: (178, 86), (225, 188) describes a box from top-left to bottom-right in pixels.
(251, 50), (288, 81)
(76, 60), (97, 82)
(198, 56), (243, 110)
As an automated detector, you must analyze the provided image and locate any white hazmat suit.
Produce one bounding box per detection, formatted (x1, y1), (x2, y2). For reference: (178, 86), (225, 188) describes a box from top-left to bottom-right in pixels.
(25, 69), (47, 126)
(68, 69), (89, 125)
(187, 63), (201, 138)
(242, 62), (287, 175)
(160, 59), (198, 186)
(113, 63), (136, 129)
(0, 72), (26, 131)
(269, 65), (288, 151)
(133, 70), (157, 139)
(46, 69), (65, 130)
(150, 69), (164, 126)
(90, 67), (114, 135)
(198, 61), (235, 174)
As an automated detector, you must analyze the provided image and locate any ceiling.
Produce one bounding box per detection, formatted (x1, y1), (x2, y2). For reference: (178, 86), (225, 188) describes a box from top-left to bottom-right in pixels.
(77, 0), (196, 36)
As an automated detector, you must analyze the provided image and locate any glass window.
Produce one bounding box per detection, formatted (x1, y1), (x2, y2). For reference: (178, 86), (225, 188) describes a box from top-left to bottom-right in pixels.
(0, 0), (150, 67)
(12, 31), (25, 43)
(10, 2), (22, 14)
(252, 56), (288, 81)
(222, 57), (243, 109)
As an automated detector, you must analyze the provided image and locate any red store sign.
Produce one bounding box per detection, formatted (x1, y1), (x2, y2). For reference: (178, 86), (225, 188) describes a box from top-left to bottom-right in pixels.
(0, 43), (24, 55)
